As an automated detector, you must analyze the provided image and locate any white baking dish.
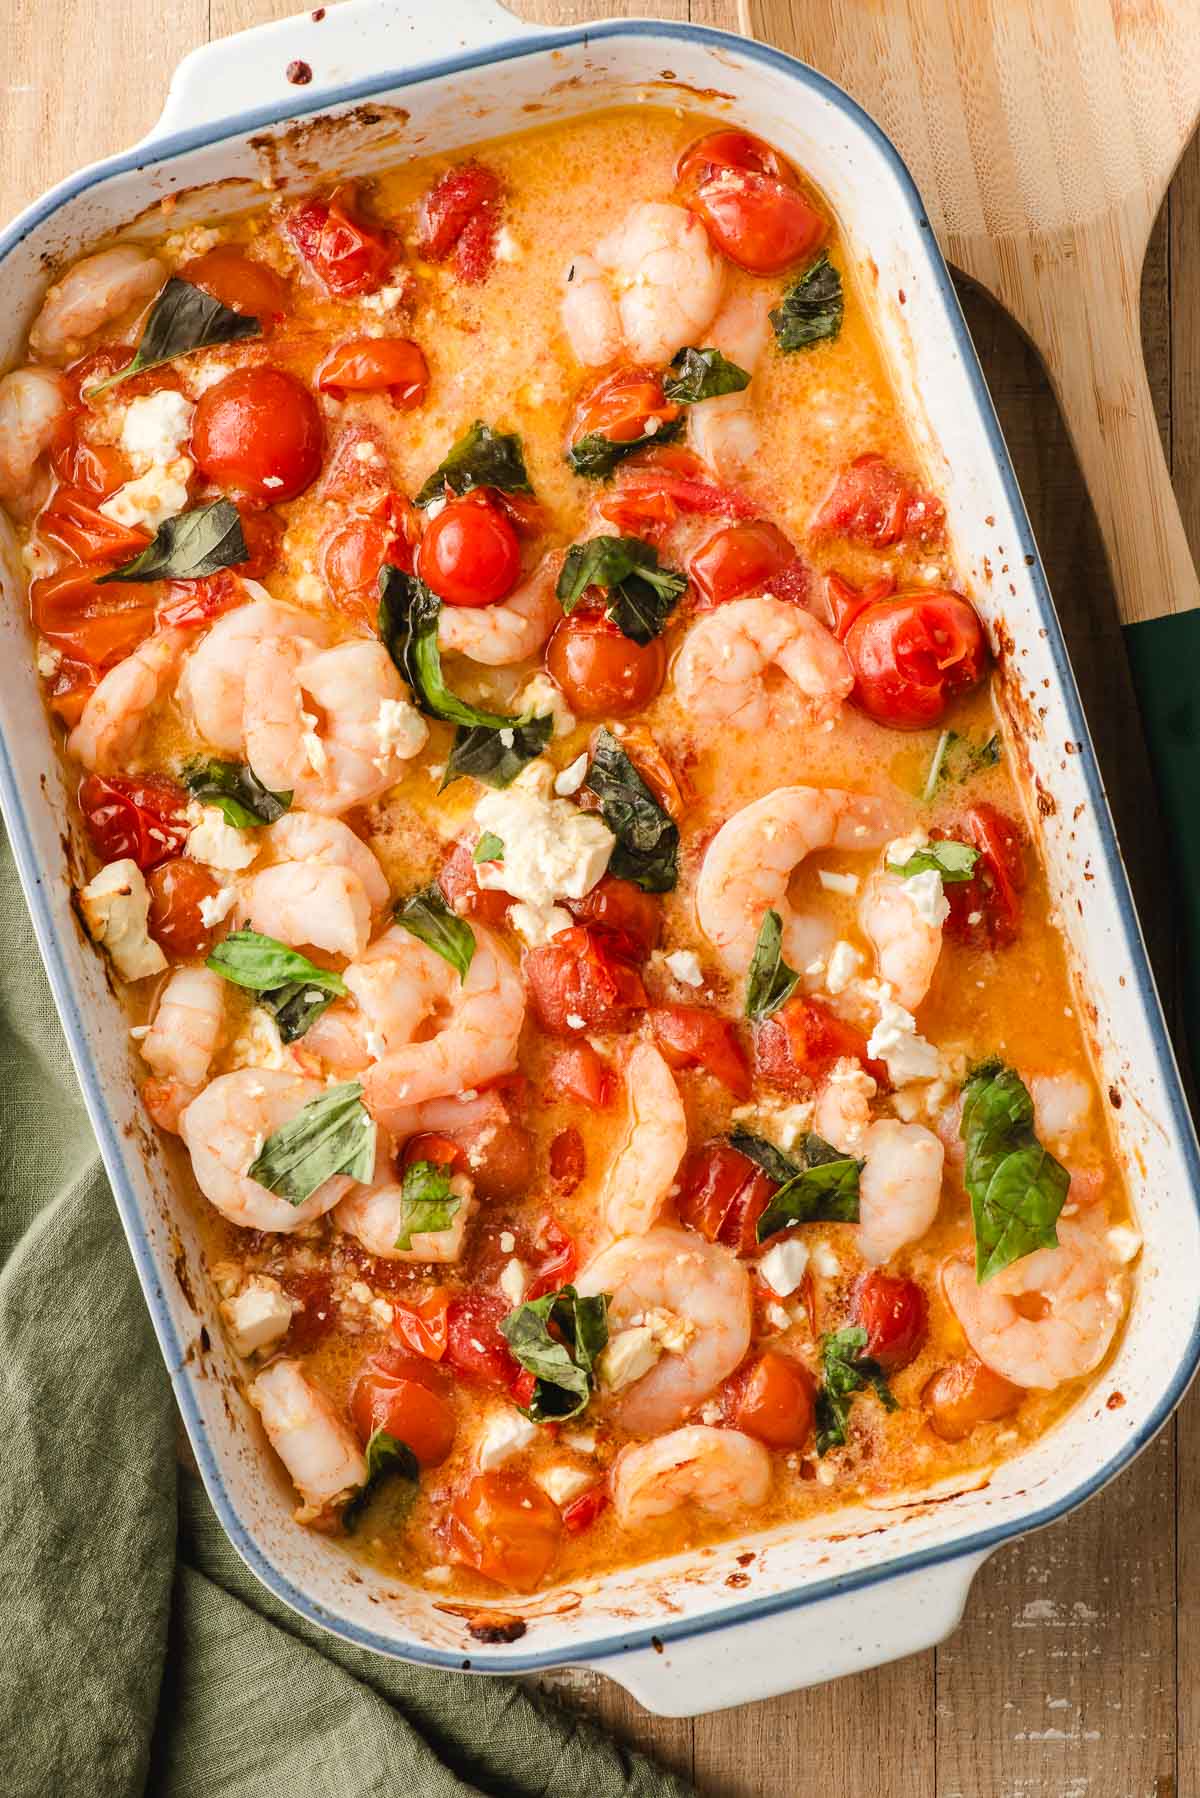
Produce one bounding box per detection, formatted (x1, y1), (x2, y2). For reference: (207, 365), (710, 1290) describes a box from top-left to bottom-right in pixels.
(2, 0), (1198, 1717)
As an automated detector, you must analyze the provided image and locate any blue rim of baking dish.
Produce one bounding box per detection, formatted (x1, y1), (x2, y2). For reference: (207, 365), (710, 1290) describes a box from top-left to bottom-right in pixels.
(2, 16), (1198, 1676)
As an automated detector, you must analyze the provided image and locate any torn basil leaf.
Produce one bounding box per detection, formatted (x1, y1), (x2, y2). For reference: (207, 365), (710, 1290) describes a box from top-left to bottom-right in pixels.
(769, 252), (844, 353)
(583, 727), (679, 893)
(921, 729), (1002, 800)
(414, 420), (531, 507)
(961, 1059), (1070, 1281)
(85, 277), (261, 396)
(97, 499), (247, 585)
(259, 982), (339, 1045)
(343, 1429), (420, 1534)
(744, 910), (799, 1019)
(442, 715), (553, 792)
(556, 535), (686, 645)
(206, 932), (347, 1045)
(566, 413), (684, 482)
(394, 883), (476, 981)
(888, 840), (980, 883)
(394, 1159), (461, 1250)
(754, 1136), (862, 1241)
(474, 832), (505, 864)
(183, 759), (291, 828)
(500, 1285), (610, 1423)
(663, 345), (751, 404)
(815, 1325), (898, 1455)
(248, 1080), (376, 1204)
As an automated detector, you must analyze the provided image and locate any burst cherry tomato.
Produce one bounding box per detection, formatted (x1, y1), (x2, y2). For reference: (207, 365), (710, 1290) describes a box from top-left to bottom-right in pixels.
(38, 488), (150, 564)
(726, 1349), (816, 1449)
(40, 600), (156, 670)
(754, 994), (889, 1093)
(923, 1356), (1024, 1442)
(523, 926), (647, 1036)
(391, 1286), (450, 1361)
(421, 1085), (533, 1203)
(599, 445), (757, 536)
(438, 837), (515, 926)
(417, 161), (502, 283)
(448, 1471), (561, 1590)
(322, 492), (418, 628)
(416, 490), (520, 607)
(939, 804), (1025, 948)
(825, 571), (896, 640)
(689, 520), (796, 608)
(649, 1004), (751, 1099)
(853, 1271), (928, 1372)
(78, 774), (189, 871)
(316, 337), (429, 408)
(445, 1290), (521, 1388)
(844, 590), (988, 730)
(158, 568), (248, 630)
(399, 1132), (468, 1174)
(349, 1346), (456, 1467)
(561, 1485), (608, 1533)
(526, 1218), (579, 1301)
(179, 246), (290, 320)
(287, 185), (395, 296)
(811, 453), (945, 548)
(191, 366), (322, 504)
(49, 436), (128, 499)
(677, 130), (825, 273)
(572, 365), (681, 449)
(567, 873), (661, 959)
(545, 612), (665, 717)
(146, 857), (221, 959)
(548, 1042), (615, 1109)
(675, 1140), (778, 1256)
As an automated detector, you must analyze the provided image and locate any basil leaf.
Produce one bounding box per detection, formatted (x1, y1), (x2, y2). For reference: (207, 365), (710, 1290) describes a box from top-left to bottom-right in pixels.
(556, 535), (686, 645)
(922, 729), (1002, 800)
(769, 252), (844, 353)
(394, 1159), (462, 1250)
(744, 910), (799, 1019)
(728, 1129), (799, 1186)
(248, 1080), (376, 1204)
(415, 420), (531, 508)
(756, 1150), (862, 1241)
(85, 277), (261, 396)
(97, 499), (248, 585)
(442, 716), (553, 792)
(343, 1428), (419, 1534)
(663, 345), (751, 404)
(583, 727), (679, 893)
(961, 1059), (1070, 1280)
(259, 981), (339, 1045)
(888, 840), (980, 883)
(183, 759), (291, 828)
(206, 929), (347, 998)
(394, 883), (476, 980)
(814, 1325), (898, 1455)
(566, 413), (684, 482)
(474, 832), (505, 864)
(500, 1285), (610, 1423)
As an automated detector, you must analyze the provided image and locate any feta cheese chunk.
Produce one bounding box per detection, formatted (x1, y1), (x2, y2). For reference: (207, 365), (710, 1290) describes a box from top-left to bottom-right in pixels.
(498, 1257), (528, 1306)
(811, 1242), (841, 1279)
(99, 457), (193, 531)
(78, 860), (167, 982)
(664, 949), (704, 988)
(758, 1236), (810, 1298)
(477, 1406), (538, 1470)
(885, 833), (930, 868)
(474, 763), (613, 909)
(1106, 1224), (1142, 1265)
(220, 1276), (296, 1358)
(519, 672), (576, 740)
(119, 390), (195, 470)
(817, 868), (859, 897)
(226, 1006), (290, 1074)
(198, 885), (238, 928)
(508, 901), (573, 948)
(866, 994), (945, 1085)
(598, 1326), (663, 1392)
(554, 752), (589, 797)
(824, 940), (863, 996)
(372, 696), (425, 764)
(535, 1464), (595, 1507)
(903, 867), (950, 928)
(186, 801), (260, 872)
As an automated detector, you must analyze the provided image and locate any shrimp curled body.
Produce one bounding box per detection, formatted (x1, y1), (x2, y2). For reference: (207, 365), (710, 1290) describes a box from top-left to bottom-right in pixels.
(859, 871), (944, 1012)
(438, 552), (563, 667)
(67, 628), (189, 773)
(561, 202), (724, 368)
(178, 599), (330, 754)
(0, 367), (70, 508)
(29, 246), (165, 361)
(248, 1359), (367, 1514)
(673, 596), (853, 733)
(180, 1068), (358, 1232)
(857, 1119), (944, 1265)
(600, 1043), (688, 1236)
(611, 1426), (771, 1529)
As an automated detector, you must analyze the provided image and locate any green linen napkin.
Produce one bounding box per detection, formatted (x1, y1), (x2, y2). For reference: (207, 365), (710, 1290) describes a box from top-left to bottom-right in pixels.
(0, 829), (693, 1798)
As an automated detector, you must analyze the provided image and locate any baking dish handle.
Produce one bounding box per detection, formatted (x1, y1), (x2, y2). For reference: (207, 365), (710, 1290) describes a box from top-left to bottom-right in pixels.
(586, 1549), (990, 1716)
(147, 0), (534, 141)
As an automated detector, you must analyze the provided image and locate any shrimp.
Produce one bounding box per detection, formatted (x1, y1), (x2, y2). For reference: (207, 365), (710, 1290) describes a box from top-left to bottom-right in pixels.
(243, 637), (426, 817)
(0, 367), (70, 509)
(343, 925), (461, 1050)
(336, 1146), (477, 1262)
(859, 870), (944, 1011)
(267, 813), (390, 911)
(563, 202), (724, 368)
(696, 784), (896, 974)
(576, 1227), (752, 1434)
(297, 1004), (373, 1077)
(942, 1214), (1127, 1390)
(673, 596), (853, 733)
(361, 924), (526, 1129)
(237, 862), (375, 959)
(29, 245), (165, 362)
(600, 1043), (688, 1235)
(141, 965), (224, 1096)
(179, 1068), (360, 1232)
(438, 551), (562, 666)
(857, 1119), (944, 1265)
(611, 1426), (770, 1529)
(248, 1359), (367, 1519)
(813, 1058), (877, 1155)
(66, 628), (188, 773)
(178, 599), (330, 754)
(687, 291), (770, 478)
(1029, 1073), (1092, 1155)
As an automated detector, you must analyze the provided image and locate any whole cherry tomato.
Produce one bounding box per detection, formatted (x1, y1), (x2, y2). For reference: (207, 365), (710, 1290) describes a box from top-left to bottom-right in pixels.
(677, 130), (825, 273)
(545, 612), (666, 717)
(923, 1357), (1024, 1442)
(78, 773), (189, 871)
(146, 857), (221, 959)
(286, 185), (395, 296)
(316, 337), (429, 408)
(843, 590), (988, 729)
(448, 1471), (561, 1590)
(754, 995), (889, 1093)
(726, 1349), (816, 1449)
(416, 490), (520, 607)
(191, 366), (322, 504)
(939, 804), (1025, 948)
(649, 1004), (751, 1099)
(523, 926), (647, 1035)
(853, 1271), (928, 1372)
(689, 520), (797, 608)
(675, 1140), (778, 1256)
(179, 247), (290, 320)
(349, 1346), (456, 1467)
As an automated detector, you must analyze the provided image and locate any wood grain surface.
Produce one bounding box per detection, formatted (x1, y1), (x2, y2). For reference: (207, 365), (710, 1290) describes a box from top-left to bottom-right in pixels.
(3, 1), (1196, 1792)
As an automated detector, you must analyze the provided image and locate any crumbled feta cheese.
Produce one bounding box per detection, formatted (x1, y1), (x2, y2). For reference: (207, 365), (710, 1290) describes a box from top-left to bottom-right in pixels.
(733, 1096), (814, 1153)
(561, 1430), (596, 1454)
(1107, 1225), (1142, 1265)
(554, 753), (589, 797)
(474, 763), (613, 908)
(565, 1012), (586, 1031)
(765, 1301), (792, 1332)
(226, 1006), (290, 1073)
(642, 1306), (696, 1354)
(519, 672), (575, 739)
(811, 1242), (841, 1279)
(477, 1406), (538, 1469)
(598, 1326), (663, 1392)
(885, 833), (929, 867)
(119, 390), (194, 470)
(99, 457), (193, 531)
(36, 640), (62, 678)
(359, 283), (407, 315)
(665, 949), (704, 988)
(186, 801), (260, 873)
(198, 885), (238, 928)
(824, 940), (863, 996)
(499, 1230), (516, 1254)
(817, 868), (859, 897)
(78, 860), (167, 982)
(903, 867), (950, 928)
(866, 994), (945, 1085)
(758, 1237), (810, 1298)
(220, 1276), (296, 1358)
(129, 1024), (150, 1041)
(535, 1464), (594, 1507)
(163, 223), (222, 263)
(493, 226), (522, 264)
(498, 1257), (528, 1306)
(372, 695), (425, 763)
(508, 901), (574, 948)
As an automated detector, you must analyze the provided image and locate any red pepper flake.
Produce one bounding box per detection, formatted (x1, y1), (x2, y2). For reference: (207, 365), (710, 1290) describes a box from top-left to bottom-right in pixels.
(287, 59), (313, 85)
(311, 6), (326, 17)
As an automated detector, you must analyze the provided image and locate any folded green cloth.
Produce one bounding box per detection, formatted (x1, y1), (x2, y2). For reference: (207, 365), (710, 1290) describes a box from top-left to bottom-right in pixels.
(0, 830), (692, 1798)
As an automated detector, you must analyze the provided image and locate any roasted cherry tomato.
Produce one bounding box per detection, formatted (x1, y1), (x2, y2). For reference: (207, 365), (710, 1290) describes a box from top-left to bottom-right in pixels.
(286, 185), (395, 296)
(444, 1290), (521, 1388)
(391, 1286), (451, 1362)
(726, 1349), (816, 1449)
(316, 337), (429, 408)
(923, 1356), (1024, 1442)
(811, 453), (945, 549)
(191, 366), (322, 504)
(526, 1218), (579, 1301)
(561, 1485), (608, 1534)
(675, 1139), (778, 1256)
(41, 602), (156, 671)
(350, 1346), (456, 1467)
(38, 488), (151, 564)
(649, 1004), (751, 1099)
(754, 994), (889, 1093)
(598, 444), (757, 536)
(448, 1471), (561, 1590)
(548, 1041), (616, 1109)
(545, 611), (666, 717)
(438, 837), (515, 926)
(939, 804), (1025, 948)
(853, 1271), (928, 1372)
(549, 1125), (586, 1194)
(321, 491), (418, 628)
(49, 436), (129, 499)
(399, 1131), (468, 1174)
(825, 570), (896, 641)
(677, 130), (825, 273)
(416, 489), (521, 607)
(146, 856), (221, 960)
(690, 520), (796, 608)
(78, 773), (189, 871)
(844, 590), (988, 730)
(417, 160), (502, 283)
(571, 365), (681, 449)
(179, 246), (290, 320)
(523, 926), (647, 1036)
(158, 567), (248, 630)
(425, 1084), (533, 1204)
(567, 873), (661, 959)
